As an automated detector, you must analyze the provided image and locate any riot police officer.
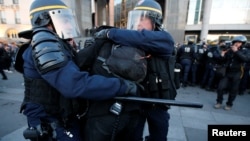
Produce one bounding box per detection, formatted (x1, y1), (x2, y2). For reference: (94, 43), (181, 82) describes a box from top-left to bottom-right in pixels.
(177, 39), (195, 87)
(15, 0), (140, 140)
(94, 0), (176, 141)
(200, 42), (222, 90)
(238, 42), (250, 95)
(190, 42), (207, 86)
(214, 35), (250, 110)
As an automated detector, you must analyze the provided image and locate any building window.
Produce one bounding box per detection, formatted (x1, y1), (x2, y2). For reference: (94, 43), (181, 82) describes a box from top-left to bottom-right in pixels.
(1, 18), (6, 24)
(15, 18), (20, 24)
(187, 0), (203, 25)
(7, 29), (18, 38)
(194, 0), (202, 24)
(0, 10), (6, 24)
(13, 0), (18, 4)
(15, 11), (20, 24)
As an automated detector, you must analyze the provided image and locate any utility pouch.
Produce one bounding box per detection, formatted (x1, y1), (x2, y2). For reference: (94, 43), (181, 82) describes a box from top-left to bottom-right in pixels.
(174, 63), (182, 89)
(144, 55), (177, 100)
(159, 72), (169, 90)
(148, 73), (159, 92)
(109, 102), (123, 116)
(213, 64), (226, 77)
(23, 125), (55, 141)
(23, 127), (39, 139)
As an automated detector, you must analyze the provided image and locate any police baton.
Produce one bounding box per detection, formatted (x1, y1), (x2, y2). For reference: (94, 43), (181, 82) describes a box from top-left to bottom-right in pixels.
(114, 97), (203, 108)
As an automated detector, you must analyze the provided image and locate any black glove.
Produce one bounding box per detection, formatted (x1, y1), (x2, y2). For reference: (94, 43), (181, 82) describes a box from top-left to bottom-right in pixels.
(122, 79), (143, 97)
(94, 29), (109, 39)
(84, 38), (95, 48)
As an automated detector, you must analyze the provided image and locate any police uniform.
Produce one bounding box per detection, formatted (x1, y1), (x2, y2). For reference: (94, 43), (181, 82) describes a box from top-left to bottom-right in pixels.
(79, 28), (144, 141)
(177, 41), (195, 87)
(191, 43), (207, 85)
(107, 26), (175, 141)
(15, 0), (139, 140)
(99, 1), (176, 141)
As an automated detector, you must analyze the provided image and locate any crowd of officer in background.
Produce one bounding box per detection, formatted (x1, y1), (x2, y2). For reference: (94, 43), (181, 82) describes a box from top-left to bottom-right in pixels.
(6, 35), (250, 98)
(175, 37), (250, 96)
(3, 34), (250, 98)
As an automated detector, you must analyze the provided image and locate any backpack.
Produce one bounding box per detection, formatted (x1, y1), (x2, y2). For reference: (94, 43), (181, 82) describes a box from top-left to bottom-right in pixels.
(76, 27), (147, 82)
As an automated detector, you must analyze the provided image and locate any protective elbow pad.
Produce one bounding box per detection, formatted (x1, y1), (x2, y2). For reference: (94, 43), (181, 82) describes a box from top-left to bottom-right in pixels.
(32, 30), (68, 74)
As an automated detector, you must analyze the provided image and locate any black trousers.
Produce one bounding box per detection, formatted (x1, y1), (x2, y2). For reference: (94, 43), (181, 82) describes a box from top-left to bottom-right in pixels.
(216, 71), (241, 106)
(83, 110), (140, 141)
(130, 105), (170, 141)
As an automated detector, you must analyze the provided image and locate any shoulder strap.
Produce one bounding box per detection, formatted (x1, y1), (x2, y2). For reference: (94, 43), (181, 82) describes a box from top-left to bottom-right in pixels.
(14, 42), (31, 73)
(90, 39), (114, 75)
(76, 39), (108, 70)
(76, 26), (116, 71)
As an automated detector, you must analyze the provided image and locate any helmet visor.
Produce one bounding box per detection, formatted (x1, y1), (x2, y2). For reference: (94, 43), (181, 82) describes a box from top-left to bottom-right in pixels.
(49, 9), (81, 39)
(127, 10), (154, 31)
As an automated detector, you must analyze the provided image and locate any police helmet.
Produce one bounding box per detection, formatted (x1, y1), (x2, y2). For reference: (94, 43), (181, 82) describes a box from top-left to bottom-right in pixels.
(232, 35), (247, 45)
(127, 0), (163, 31)
(29, 0), (81, 39)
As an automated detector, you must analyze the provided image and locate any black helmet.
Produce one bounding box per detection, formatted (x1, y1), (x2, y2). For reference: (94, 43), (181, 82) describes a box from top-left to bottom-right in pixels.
(29, 0), (81, 39)
(127, 0), (163, 31)
(29, 0), (68, 28)
(232, 35), (247, 45)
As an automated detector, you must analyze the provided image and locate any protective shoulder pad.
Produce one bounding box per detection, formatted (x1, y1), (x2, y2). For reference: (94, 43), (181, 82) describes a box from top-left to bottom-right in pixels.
(31, 29), (68, 74)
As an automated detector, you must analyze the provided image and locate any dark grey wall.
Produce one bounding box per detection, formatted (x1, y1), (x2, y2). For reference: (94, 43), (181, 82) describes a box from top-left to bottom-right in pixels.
(164, 0), (189, 43)
(77, 0), (92, 34)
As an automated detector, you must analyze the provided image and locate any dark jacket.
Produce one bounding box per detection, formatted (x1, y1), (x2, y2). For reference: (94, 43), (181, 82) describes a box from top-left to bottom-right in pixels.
(108, 28), (175, 60)
(20, 27), (129, 126)
(108, 28), (177, 101)
(177, 44), (195, 62)
(222, 47), (250, 72)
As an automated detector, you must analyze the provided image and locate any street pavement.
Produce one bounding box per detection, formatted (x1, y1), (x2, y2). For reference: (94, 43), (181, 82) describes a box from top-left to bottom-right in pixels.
(0, 69), (250, 141)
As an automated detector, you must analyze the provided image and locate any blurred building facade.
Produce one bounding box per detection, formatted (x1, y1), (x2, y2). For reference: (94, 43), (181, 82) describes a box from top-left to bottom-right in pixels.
(185, 0), (250, 44)
(0, 0), (32, 41)
(0, 0), (250, 44)
(110, 0), (250, 44)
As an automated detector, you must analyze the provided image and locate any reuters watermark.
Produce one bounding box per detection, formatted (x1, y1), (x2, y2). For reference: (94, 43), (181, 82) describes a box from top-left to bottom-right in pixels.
(208, 125), (250, 140)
